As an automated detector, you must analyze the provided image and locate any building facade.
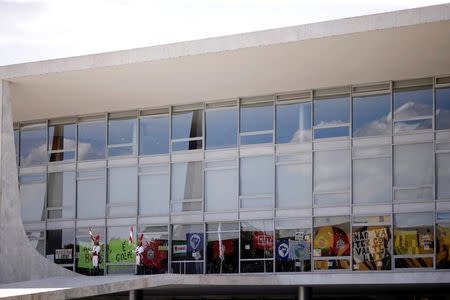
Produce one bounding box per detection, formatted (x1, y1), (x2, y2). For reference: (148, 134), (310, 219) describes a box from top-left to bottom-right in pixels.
(1, 4), (450, 299)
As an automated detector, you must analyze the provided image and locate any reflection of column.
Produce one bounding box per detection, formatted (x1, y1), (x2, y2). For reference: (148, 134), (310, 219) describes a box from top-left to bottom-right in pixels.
(0, 80), (76, 283)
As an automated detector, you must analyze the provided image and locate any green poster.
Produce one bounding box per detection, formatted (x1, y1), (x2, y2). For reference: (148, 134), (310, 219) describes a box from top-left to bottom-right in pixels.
(107, 239), (134, 263)
(77, 241), (105, 270)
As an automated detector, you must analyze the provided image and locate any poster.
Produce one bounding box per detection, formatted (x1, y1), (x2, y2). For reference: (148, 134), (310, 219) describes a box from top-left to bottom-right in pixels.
(55, 248), (72, 260)
(352, 226), (390, 270)
(276, 239), (289, 261)
(252, 231), (273, 251)
(106, 239), (134, 263)
(186, 233), (203, 260)
(289, 240), (310, 261)
(437, 224), (450, 269)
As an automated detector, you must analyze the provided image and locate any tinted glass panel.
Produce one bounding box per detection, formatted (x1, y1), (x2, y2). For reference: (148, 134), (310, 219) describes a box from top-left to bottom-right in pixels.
(171, 161), (202, 201)
(20, 126), (47, 166)
(276, 102), (312, 144)
(353, 157), (391, 205)
(19, 175), (46, 223)
(206, 223), (239, 274)
(172, 140), (202, 151)
(205, 107), (237, 149)
(240, 102), (273, 133)
(314, 97), (350, 127)
(313, 126), (349, 139)
(314, 150), (350, 195)
(353, 94), (391, 137)
(139, 168), (169, 215)
(172, 110), (202, 140)
(393, 87), (432, 120)
(139, 226), (169, 274)
(78, 121), (106, 160)
(108, 118), (136, 156)
(240, 220), (273, 273)
(437, 153), (450, 200)
(46, 229), (74, 265)
(240, 156), (273, 196)
(48, 124), (76, 152)
(276, 162), (312, 208)
(205, 166), (238, 212)
(47, 171), (76, 219)
(77, 170), (106, 219)
(436, 87), (450, 130)
(108, 167), (137, 217)
(139, 115), (169, 155)
(171, 224), (204, 274)
(240, 133), (273, 145)
(14, 129), (19, 165)
(394, 119), (432, 133)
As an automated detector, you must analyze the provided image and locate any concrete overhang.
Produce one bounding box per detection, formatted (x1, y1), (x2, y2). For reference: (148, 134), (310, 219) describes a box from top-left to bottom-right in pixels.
(1, 4), (450, 122)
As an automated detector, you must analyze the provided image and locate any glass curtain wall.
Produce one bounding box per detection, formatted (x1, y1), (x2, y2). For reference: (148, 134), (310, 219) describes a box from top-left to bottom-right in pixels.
(171, 107), (203, 151)
(138, 225), (169, 274)
(171, 224), (204, 274)
(240, 220), (274, 273)
(205, 160), (238, 212)
(20, 123), (47, 166)
(139, 110), (169, 155)
(77, 169), (106, 219)
(240, 99), (273, 145)
(107, 166), (137, 217)
(205, 102), (237, 149)
(46, 228), (75, 270)
(106, 226), (135, 274)
(107, 112), (137, 157)
(436, 212), (450, 269)
(19, 174), (47, 223)
(139, 164), (170, 216)
(78, 118), (106, 161)
(48, 122), (76, 162)
(171, 161), (203, 212)
(75, 227), (105, 275)
(206, 223), (239, 273)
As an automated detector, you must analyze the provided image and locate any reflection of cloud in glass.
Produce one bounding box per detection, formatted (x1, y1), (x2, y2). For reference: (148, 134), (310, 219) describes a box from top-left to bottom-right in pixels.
(353, 112), (391, 137)
(394, 102), (432, 120)
(289, 129), (312, 143)
(314, 120), (347, 127)
(314, 150), (350, 192)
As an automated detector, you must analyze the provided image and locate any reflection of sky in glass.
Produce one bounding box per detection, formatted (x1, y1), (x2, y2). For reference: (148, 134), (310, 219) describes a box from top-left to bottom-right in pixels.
(240, 156), (273, 196)
(353, 157), (391, 204)
(314, 127), (349, 139)
(108, 118), (136, 145)
(20, 127), (47, 166)
(436, 87), (450, 130)
(314, 97), (349, 127)
(314, 150), (350, 192)
(172, 110), (202, 139)
(276, 102), (311, 144)
(240, 103), (273, 132)
(48, 124), (77, 151)
(78, 121), (106, 160)
(139, 115), (169, 155)
(394, 143), (433, 187)
(393, 87), (432, 120)
(394, 119), (432, 133)
(353, 94), (391, 137)
(206, 108), (237, 149)
(240, 133), (272, 145)
(108, 167), (137, 204)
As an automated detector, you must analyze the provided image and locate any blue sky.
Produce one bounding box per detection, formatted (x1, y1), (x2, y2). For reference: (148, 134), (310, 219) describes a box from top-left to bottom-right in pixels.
(0, 0), (448, 66)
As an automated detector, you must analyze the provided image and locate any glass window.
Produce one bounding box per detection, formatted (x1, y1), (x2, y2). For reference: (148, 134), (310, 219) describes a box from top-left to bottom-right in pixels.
(352, 216), (392, 271)
(240, 156), (273, 209)
(275, 219), (311, 272)
(313, 216), (351, 270)
(46, 229), (74, 265)
(19, 174), (46, 223)
(106, 226), (134, 274)
(78, 121), (106, 161)
(138, 225), (169, 274)
(276, 102), (312, 144)
(276, 155), (312, 208)
(171, 161), (202, 212)
(205, 106), (237, 150)
(48, 123), (76, 162)
(437, 214), (450, 269)
(437, 153), (450, 200)
(353, 156), (391, 205)
(77, 169), (106, 219)
(171, 109), (203, 151)
(26, 231), (45, 256)
(394, 213), (434, 268)
(20, 124), (47, 167)
(139, 165), (169, 215)
(436, 87), (450, 130)
(75, 227), (105, 275)
(107, 167), (137, 217)
(393, 87), (432, 133)
(171, 224), (204, 274)
(139, 115), (169, 155)
(240, 102), (273, 145)
(206, 222), (239, 274)
(353, 94), (391, 137)
(394, 143), (433, 203)
(47, 171), (76, 219)
(240, 220), (274, 273)
(108, 116), (137, 157)
(313, 97), (350, 139)
(313, 150), (350, 206)
(14, 129), (19, 165)
(205, 160), (238, 212)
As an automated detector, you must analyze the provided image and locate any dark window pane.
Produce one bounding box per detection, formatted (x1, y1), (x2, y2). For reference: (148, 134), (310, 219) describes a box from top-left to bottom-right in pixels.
(138, 226), (169, 274)
(314, 259), (350, 270)
(172, 140), (202, 151)
(436, 87), (450, 130)
(276, 102), (312, 144)
(437, 223), (450, 269)
(240, 220), (273, 260)
(206, 231), (239, 273)
(352, 225), (391, 271)
(172, 110), (202, 140)
(240, 102), (273, 133)
(48, 124), (76, 152)
(108, 146), (134, 157)
(20, 126), (47, 166)
(240, 133), (273, 145)
(108, 118), (136, 146)
(171, 224), (204, 271)
(78, 121), (106, 160)
(353, 94), (391, 137)
(139, 115), (169, 155)
(275, 222), (311, 272)
(394, 119), (432, 133)
(394, 257), (433, 268)
(313, 126), (349, 139)
(205, 107), (237, 149)
(393, 87), (432, 120)
(46, 229), (74, 265)
(241, 260), (273, 273)
(49, 151), (75, 162)
(314, 97), (350, 127)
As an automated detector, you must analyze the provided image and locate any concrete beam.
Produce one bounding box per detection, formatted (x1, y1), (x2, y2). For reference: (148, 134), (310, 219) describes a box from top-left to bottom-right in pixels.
(0, 80), (76, 283)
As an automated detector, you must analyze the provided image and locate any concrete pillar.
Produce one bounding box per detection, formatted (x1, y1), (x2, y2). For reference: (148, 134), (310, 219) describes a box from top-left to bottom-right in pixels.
(0, 80), (76, 283)
(298, 286), (312, 300)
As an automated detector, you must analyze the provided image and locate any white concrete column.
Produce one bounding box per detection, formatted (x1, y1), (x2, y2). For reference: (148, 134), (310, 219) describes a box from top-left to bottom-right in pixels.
(298, 286), (312, 300)
(0, 80), (76, 283)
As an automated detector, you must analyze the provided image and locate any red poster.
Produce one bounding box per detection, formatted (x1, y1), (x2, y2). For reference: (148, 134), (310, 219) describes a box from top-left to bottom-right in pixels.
(252, 231), (273, 251)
